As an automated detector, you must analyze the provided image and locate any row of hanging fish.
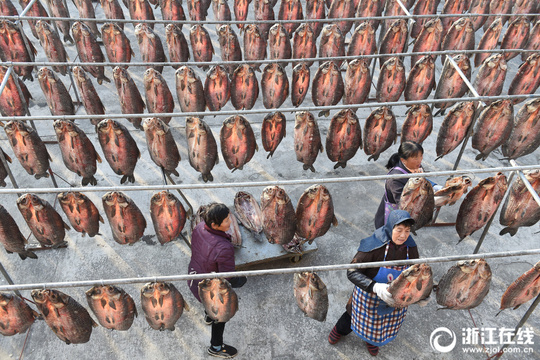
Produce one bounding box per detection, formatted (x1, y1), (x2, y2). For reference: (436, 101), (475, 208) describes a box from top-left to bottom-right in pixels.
(0, 281), (194, 342)
(2, 95), (539, 191)
(398, 170), (540, 242)
(3, 34), (540, 122)
(3, 0), (539, 68)
(3, 0), (539, 41)
(188, 185), (337, 252)
(1, 259), (538, 340)
(0, 184), (337, 259)
(295, 257), (540, 322)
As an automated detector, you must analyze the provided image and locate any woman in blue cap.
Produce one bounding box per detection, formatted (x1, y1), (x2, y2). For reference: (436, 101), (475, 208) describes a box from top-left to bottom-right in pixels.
(328, 210), (424, 356)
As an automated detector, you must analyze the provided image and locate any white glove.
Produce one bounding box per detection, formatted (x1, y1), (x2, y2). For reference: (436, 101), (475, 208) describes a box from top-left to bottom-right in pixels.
(373, 283), (395, 306)
(432, 184), (443, 192)
(416, 297), (431, 307)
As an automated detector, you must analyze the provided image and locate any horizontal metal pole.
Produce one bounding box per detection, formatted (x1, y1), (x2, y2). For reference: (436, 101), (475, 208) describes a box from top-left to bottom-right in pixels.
(5, 49), (540, 69)
(0, 93), (538, 122)
(0, 164), (539, 195)
(1, 247), (539, 292)
(1, 12), (533, 26)
(510, 160), (540, 208)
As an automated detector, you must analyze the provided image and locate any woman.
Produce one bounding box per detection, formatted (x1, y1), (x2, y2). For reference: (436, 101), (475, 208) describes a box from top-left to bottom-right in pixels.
(188, 203), (247, 359)
(374, 141), (425, 229)
(328, 210), (422, 356)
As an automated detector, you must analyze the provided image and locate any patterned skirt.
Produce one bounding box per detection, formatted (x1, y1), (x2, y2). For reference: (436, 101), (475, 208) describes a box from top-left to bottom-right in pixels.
(350, 286), (408, 346)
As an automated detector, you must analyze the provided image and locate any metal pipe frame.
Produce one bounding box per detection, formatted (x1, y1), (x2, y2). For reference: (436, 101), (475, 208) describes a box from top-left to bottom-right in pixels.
(1, 247), (539, 292)
(0, 93), (537, 122)
(510, 160), (540, 207)
(445, 55), (484, 171)
(473, 171), (515, 255)
(495, 294), (540, 359)
(0, 164), (540, 195)
(0, 12), (536, 26)
(5, 48), (540, 69)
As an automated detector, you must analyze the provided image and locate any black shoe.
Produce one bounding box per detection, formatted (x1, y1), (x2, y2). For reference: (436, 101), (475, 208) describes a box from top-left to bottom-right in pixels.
(207, 344), (238, 358)
(204, 314), (213, 325)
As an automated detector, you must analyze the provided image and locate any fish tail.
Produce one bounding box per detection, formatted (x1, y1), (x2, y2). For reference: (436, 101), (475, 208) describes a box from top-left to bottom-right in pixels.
(475, 153), (486, 161)
(24, 250), (38, 259)
(499, 227), (517, 237)
(64, 34), (74, 44)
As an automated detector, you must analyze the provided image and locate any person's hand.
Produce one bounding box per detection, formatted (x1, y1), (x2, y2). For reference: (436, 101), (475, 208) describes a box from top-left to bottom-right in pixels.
(373, 283), (395, 306)
(416, 297), (431, 307)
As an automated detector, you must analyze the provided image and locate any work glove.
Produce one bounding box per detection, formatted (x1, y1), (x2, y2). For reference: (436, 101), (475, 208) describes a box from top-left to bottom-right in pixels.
(415, 297), (431, 307)
(373, 283), (395, 306)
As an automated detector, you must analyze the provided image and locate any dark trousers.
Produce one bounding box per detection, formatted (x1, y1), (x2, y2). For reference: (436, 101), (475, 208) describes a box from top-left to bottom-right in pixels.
(334, 311), (353, 336)
(211, 321), (226, 347)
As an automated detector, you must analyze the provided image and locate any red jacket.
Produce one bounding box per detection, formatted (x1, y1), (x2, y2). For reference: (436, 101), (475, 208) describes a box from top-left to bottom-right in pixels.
(188, 221), (235, 302)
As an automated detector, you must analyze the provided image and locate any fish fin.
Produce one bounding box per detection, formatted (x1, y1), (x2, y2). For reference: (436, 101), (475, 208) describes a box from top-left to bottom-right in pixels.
(332, 215), (338, 227)
(92, 318), (98, 328)
(96, 153), (102, 163)
(183, 301), (190, 311)
(495, 309), (504, 316)
(63, 221), (71, 230)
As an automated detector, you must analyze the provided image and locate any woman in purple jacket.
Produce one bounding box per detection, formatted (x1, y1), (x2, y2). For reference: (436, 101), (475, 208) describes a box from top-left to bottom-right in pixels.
(188, 203), (247, 359)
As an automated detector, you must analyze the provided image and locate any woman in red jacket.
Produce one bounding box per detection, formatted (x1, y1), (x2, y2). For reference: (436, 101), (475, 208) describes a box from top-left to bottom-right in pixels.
(188, 203), (246, 359)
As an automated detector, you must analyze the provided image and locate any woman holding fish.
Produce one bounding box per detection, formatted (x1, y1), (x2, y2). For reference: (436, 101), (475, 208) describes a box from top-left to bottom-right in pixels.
(374, 141), (440, 228)
(187, 203), (247, 359)
(328, 210), (427, 356)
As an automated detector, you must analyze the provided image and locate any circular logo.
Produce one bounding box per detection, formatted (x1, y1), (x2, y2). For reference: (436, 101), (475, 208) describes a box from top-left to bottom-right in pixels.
(387, 273), (394, 282)
(430, 327), (457, 353)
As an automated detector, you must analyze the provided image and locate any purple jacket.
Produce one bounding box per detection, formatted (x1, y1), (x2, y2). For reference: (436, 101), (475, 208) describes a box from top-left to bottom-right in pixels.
(187, 221), (236, 302)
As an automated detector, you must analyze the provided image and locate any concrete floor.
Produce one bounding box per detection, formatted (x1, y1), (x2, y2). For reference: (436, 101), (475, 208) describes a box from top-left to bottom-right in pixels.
(1, 1), (540, 359)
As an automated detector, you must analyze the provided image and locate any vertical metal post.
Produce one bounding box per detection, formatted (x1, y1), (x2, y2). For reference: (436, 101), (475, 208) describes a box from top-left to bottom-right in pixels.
(16, 0), (38, 63)
(0, 146), (21, 194)
(445, 55), (486, 171)
(509, 160), (540, 206)
(0, 262), (22, 298)
(10, 68), (32, 117)
(67, 67), (82, 105)
(494, 294), (540, 359)
(473, 171), (515, 254)
(43, 0), (60, 35)
(451, 104), (481, 171)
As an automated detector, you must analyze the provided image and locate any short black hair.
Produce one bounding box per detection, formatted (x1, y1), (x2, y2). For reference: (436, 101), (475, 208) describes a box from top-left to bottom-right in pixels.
(395, 219), (414, 229)
(204, 203), (229, 227)
(386, 141), (424, 169)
